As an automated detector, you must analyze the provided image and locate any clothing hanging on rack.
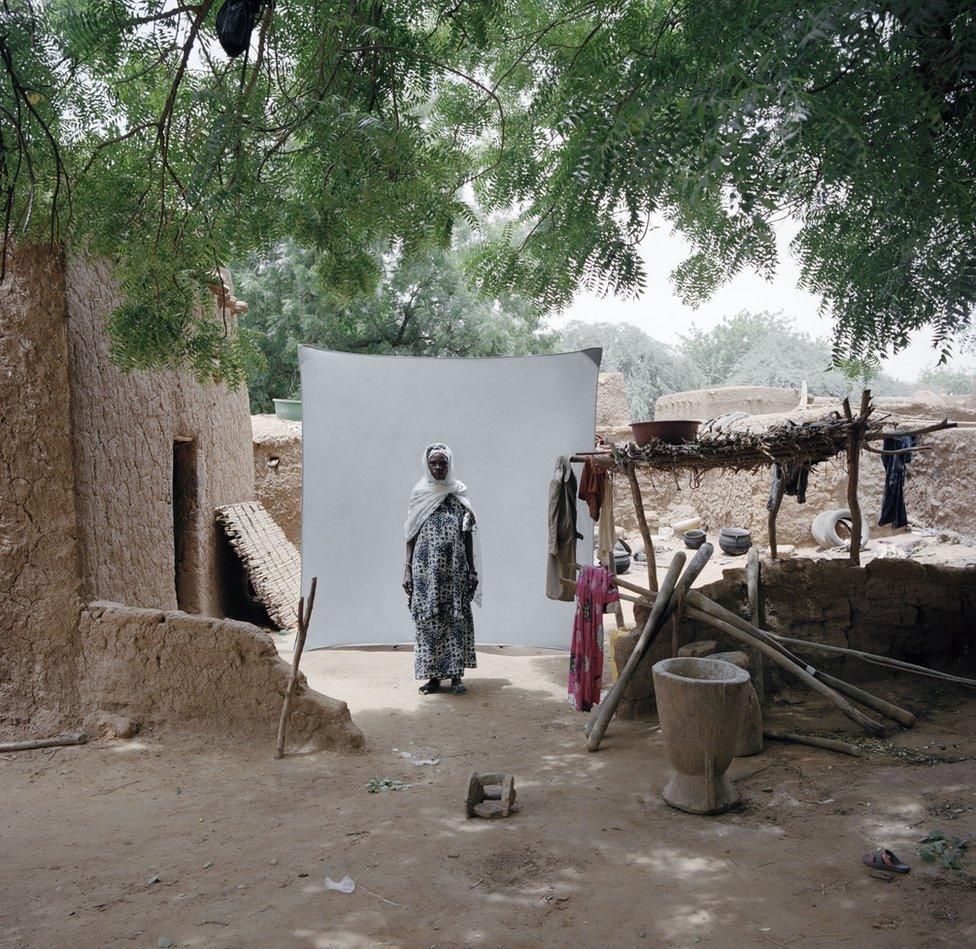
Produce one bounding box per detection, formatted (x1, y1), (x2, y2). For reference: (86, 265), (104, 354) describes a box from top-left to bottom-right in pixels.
(547, 455), (581, 601)
(597, 472), (616, 566)
(878, 435), (917, 529)
(578, 457), (606, 521)
(568, 565), (619, 712)
(767, 461), (812, 509)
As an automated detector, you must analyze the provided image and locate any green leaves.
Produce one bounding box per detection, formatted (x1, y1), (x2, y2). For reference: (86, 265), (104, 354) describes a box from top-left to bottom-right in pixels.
(5, 0), (976, 379)
(918, 829), (972, 873)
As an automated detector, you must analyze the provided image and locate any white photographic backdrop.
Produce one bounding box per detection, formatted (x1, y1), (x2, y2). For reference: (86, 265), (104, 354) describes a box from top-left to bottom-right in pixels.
(299, 347), (601, 650)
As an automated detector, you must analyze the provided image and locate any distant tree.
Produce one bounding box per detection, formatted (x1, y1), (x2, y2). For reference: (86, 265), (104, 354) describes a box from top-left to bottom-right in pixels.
(725, 332), (855, 397)
(680, 312), (910, 396)
(237, 239), (555, 413)
(915, 365), (976, 395)
(679, 312), (796, 387)
(558, 321), (706, 419)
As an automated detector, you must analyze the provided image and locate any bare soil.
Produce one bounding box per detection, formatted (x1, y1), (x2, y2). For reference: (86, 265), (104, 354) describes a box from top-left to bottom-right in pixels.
(2, 648), (975, 948)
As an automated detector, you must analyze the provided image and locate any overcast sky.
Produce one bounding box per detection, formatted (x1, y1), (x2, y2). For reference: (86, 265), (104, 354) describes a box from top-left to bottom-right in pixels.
(556, 217), (973, 383)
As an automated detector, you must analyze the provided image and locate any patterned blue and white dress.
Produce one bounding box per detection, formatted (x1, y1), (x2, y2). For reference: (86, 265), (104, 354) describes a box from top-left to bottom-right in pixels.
(410, 495), (477, 679)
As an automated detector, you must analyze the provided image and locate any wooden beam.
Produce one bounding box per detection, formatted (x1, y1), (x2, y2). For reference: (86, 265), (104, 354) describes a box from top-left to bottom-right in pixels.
(275, 576), (317, 760)
(845, 390), (871, 566)
(767, 473), (785, 559)
(0, 732), (87, 753)
(746, 547), (765, 701)
(625, 463), (658, 592)
(865, 418), (957, 441)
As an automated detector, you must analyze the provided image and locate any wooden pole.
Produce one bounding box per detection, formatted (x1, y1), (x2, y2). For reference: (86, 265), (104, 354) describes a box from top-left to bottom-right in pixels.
(770, 635), (976, 690)
(745, 547), (765, 701)
(0, 732), (87, 753)
(763, 730), (861, 757)
(843, 390), (871, 567)
(681, 598), (886, 737)
(767, 475), (785, 559)
(584, 553), (685, 750)
(607, 472), (626, 629)
(586, 544), (714, 751)
(625, 463), (658, 592)
(684, 590), (913, 730)
(275, 576), (318, 760)
(670, 587), (685, 658)
(865, 418), (957, 441)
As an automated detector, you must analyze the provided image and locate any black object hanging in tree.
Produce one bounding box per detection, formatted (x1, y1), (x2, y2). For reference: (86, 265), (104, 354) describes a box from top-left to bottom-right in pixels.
(215, 0), (265, 58)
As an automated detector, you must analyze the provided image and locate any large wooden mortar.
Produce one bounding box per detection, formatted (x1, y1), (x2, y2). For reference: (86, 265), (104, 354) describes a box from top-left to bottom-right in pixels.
(652, 657), (750, 815)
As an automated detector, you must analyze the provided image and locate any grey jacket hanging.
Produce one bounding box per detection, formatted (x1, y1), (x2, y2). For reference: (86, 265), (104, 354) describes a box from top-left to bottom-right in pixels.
(546, 455), (581, 601)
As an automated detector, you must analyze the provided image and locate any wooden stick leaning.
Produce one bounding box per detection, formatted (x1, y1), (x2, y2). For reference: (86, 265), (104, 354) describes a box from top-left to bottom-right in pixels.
(745, 547), (765, 701)
(681, 597), (886, 737)
(763, 730), (861, 757)
(671, 586), (686, 658)
(274, 576), (318, 760)
(683, 590), (915, 729)
(586, 543), (715, 751)
(770, 636), (976, 690)
(594, 568), (912, 728)
(0, 732), (87, 754)
(767, 475), (785, 560)
(583, 552), (685, 746)
(625, 462), (658, 593)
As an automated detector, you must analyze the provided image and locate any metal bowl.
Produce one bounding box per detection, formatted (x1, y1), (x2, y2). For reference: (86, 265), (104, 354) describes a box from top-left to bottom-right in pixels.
(630, 420), (700, 446)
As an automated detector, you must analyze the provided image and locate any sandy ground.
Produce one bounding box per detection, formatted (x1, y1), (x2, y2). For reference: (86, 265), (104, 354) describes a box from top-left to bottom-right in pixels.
(3, 642), (976, 948)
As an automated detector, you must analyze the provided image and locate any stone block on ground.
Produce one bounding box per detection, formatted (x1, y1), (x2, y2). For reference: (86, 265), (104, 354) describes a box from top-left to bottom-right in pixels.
(712, 651), (751, 670)
(678, 640), (718, 659)
(82, 710), (141, 739)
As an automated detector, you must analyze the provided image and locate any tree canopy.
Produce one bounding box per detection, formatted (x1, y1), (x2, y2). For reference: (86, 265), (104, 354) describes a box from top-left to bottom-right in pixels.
(479, 0), (976, 362)
(237, 236), (555, 412)
(4, 1), (975, 382)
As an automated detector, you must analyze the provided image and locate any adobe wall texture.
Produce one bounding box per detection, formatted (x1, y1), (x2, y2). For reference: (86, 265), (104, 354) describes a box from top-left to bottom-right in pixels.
(1, 246), (360, 749)
(64, 254), (255, 616)
(656, 386), (799, 421)
(252, 414), (303, 548)
(0, 245), (83, 734)
(78, 602), (364, 750)
(615, 557), (976, 718)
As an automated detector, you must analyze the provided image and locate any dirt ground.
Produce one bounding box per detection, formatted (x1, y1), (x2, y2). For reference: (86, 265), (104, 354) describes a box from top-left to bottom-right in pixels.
(3, 642), (976, 949)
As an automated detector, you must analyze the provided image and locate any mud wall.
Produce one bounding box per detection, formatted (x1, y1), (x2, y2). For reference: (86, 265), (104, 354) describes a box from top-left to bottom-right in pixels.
(656, 386), (799, 421)
(252, 415), (303, 548)
(65, 255), (255, 616)
(78, 602), (364, 750)
(0, 245), (84, 733)
(616, 558), (976, 718)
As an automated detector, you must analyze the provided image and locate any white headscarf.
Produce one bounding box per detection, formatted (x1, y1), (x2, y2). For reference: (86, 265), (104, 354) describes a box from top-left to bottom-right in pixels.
(404, 442), (482, 606)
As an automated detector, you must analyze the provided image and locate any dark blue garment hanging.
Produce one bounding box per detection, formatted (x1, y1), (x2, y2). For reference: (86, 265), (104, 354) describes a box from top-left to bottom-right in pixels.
(878, 435), (917, 529)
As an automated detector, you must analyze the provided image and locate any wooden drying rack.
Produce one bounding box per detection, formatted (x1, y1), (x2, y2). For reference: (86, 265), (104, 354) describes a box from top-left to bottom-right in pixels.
(572, 390), (956, 588)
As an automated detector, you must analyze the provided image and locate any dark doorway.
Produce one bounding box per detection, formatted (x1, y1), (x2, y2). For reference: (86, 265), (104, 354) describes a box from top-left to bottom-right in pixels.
(172, 438), (202, 613)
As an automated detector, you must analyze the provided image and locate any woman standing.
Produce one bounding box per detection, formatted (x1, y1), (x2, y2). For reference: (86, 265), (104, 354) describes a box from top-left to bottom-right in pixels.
(403, 443), (480, 695)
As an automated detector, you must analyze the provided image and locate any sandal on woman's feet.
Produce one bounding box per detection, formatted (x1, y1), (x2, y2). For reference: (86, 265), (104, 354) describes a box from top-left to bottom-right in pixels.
(419, 678), (441, 694)
(862, 848), (910, 873)
(451, 678), (468, 696)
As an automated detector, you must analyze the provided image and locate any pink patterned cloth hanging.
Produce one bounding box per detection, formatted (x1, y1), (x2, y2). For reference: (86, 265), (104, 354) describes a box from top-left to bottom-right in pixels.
(568, 565), (619, 711)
